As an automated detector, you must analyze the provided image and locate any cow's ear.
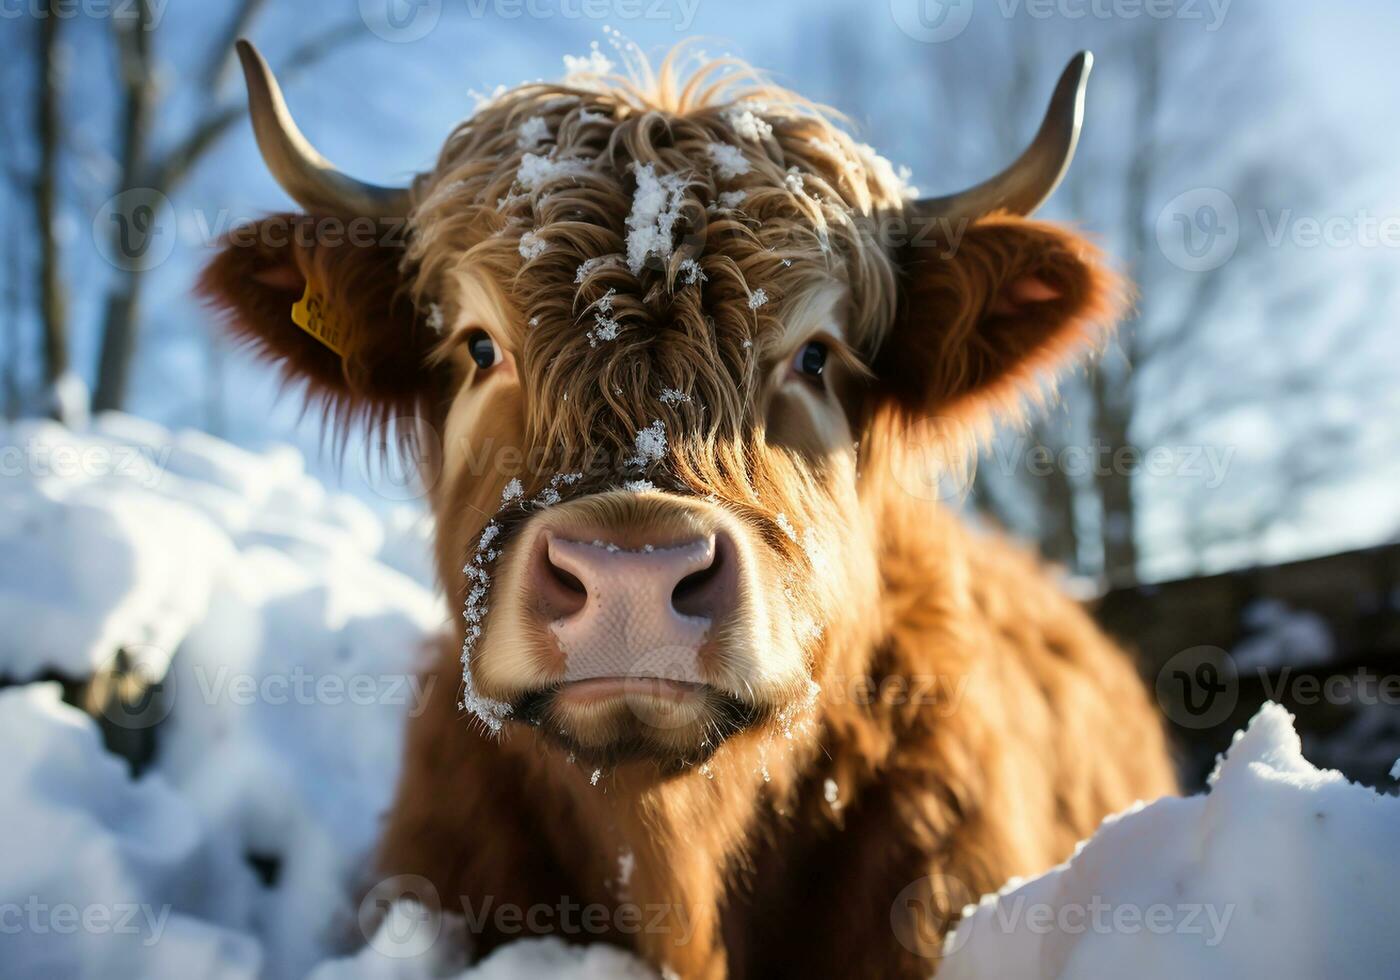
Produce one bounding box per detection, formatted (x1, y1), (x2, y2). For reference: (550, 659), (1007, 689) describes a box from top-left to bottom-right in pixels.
(199, 213), (439, 427)
(876, 213), (1126, 434)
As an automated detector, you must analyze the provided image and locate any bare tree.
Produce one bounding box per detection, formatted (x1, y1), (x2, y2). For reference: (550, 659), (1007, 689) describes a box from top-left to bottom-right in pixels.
(90, 2), (363, 412)
(907, 9), (1380, 587)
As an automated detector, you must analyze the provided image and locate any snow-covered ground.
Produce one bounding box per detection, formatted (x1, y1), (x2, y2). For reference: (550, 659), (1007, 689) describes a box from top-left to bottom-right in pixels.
(939, 703), (1400, 978)
(1, 418), (1396, 978)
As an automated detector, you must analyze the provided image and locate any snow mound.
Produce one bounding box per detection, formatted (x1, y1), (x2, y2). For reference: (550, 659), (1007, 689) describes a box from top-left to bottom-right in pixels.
(0, 416), (463, 977)
(0, 684), (262, 979)
(940, 702), (1400, 979)
(0, 415), (437, 681)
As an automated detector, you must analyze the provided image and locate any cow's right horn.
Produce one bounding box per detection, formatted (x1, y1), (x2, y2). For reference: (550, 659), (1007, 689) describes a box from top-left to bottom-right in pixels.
(235, 39), (413, 220)
(911, 52), (1093, 222)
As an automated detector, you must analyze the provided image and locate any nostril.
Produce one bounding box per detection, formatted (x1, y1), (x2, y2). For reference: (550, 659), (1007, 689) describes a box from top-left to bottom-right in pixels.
(671, 557), (720, 615)
(533, 535), (590, 618)
(671, 535), (731, 621)
(547, 558), (588, 598)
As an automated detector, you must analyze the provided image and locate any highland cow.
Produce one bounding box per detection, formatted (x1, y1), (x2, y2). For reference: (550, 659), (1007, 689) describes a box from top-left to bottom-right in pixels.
(201, 40), (1177, 979)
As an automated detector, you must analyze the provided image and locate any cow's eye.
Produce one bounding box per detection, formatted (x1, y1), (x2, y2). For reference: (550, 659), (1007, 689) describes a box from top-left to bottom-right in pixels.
(467, 331), (498, 371)
(793, 341), (829, 383)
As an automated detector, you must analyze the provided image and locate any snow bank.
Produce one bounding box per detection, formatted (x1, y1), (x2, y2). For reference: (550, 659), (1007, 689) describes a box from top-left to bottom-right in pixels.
(940, 702), (1400, 979)
(0, 415), (437, 682)
(0, 684), (262, 979)
(0, 416), (457, 977)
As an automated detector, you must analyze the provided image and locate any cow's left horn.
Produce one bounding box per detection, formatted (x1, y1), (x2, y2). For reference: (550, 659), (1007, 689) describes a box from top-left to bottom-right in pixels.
(235, 39), (413, 220)
(912, 52), (1092, 222)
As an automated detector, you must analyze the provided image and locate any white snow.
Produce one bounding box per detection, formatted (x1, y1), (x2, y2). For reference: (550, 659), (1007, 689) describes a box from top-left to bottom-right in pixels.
(747, 288), (769, 311)
(562, 42), (615, 80)
(0, 417), (510, 978)
(721, 106), (772, 141)
(940, 702), (1400, 980)
(517, 230), (548, 261)
(574, 256), (618, 284)
(677, 259), (706, 286)
(516, 153), (590, 192)
(626, 420), (667, 467)
(0, 683), (262, 978)
(516, 116), (550, 150)
(426, 303), (447, 336)
(1392, 758), (1400, 781)
(586, 314), (620, 347)
(774, 512), (798, 542)
(706, 142), (751, 180)
(624, 163), (687, 275)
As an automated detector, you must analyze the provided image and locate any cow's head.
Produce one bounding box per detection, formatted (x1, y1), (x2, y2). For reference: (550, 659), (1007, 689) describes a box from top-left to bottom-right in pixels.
(203, 43), (1122, 770)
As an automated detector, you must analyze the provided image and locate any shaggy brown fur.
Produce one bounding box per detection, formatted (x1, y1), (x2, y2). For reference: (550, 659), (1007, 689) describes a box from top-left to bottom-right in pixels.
(202, 46), (1176, 978)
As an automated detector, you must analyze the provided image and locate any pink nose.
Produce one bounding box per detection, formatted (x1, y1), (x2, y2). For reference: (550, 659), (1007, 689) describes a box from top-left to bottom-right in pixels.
(532, 533), (734, 683)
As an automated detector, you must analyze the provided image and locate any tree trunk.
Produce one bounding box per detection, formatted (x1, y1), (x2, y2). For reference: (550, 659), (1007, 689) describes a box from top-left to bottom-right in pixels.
(34, 1), (70, 418)
(1031, 425), (1080, 572)
(1091, 29), (1161, 586)
(91, 0), (155, 414)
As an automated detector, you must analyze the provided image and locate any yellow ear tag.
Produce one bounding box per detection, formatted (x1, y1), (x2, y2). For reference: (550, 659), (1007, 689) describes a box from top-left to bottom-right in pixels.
(290, 278), (346, 357)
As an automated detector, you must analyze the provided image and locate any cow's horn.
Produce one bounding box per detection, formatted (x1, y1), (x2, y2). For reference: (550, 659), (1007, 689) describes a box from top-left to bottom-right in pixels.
(913, 51), (1092, 221)
(235, 39), (412, 220)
